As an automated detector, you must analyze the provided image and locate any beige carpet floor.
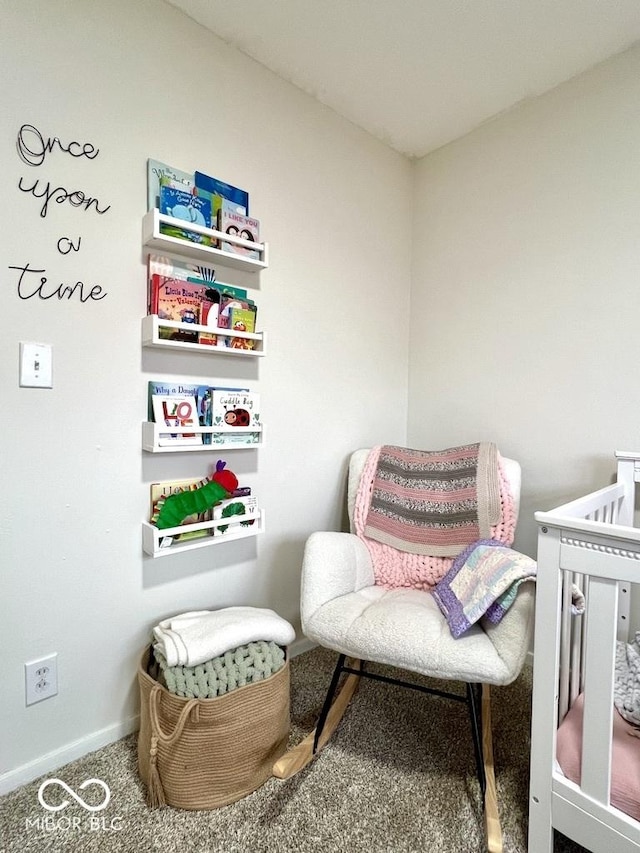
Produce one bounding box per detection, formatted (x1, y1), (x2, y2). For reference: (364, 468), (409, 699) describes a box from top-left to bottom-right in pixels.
(0, 646), (587, 852)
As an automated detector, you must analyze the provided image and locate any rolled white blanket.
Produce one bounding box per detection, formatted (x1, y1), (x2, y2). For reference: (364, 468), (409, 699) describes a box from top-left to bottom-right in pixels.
(152, 606), (296, 667)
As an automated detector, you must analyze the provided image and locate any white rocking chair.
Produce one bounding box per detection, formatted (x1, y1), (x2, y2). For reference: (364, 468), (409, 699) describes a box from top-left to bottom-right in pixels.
(274, 448), (535, 853)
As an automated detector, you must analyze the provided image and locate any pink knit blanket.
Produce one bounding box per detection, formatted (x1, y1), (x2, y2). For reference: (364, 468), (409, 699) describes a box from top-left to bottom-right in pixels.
(363, 443), (500, 557)
(354, 445), (517, 591)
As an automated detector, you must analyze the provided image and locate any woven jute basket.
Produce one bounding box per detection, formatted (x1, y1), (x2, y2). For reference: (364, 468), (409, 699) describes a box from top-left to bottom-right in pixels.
(137, 646), (290, 809)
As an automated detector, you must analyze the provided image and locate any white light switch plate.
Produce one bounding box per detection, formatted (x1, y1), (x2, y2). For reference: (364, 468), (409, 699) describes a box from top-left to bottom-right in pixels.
(19, 342), (53, 388)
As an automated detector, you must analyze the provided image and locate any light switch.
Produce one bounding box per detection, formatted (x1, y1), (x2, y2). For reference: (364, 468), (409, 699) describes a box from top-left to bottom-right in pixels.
(19, 342), (53, 388)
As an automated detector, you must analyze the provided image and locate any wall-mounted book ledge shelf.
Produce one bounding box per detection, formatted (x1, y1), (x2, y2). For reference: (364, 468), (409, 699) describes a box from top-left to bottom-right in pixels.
(141, 315), (266, 356)
(142, 510), (265, 558)
(142, 209), (269, 271)
(142, 422), (264, 453)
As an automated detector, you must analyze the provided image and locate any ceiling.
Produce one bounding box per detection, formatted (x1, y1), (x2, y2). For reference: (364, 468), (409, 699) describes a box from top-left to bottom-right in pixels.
(166, 0), (640, 158)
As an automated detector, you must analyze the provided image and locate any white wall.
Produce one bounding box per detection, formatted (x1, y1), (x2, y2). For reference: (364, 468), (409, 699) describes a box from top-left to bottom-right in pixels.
(410, 44), (640, 559)
(5, 0), (639, 795)
(0, 0), (412, 789)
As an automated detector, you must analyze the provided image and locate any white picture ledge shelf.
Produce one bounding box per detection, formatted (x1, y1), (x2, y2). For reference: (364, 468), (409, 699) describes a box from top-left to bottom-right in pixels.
(142, 315), (266, 356)
(142, 422), (264, 452)
(142, 209), (268, 271)
(142, 510), (265, 558)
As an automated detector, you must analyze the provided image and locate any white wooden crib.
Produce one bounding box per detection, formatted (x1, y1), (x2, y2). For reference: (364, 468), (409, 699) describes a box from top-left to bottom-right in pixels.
(528, 451), (640, 853)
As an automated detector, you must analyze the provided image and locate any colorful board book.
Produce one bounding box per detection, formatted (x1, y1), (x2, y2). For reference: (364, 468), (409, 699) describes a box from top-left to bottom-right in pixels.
(147, 254), (219, 290)
(218, 296), (258, 349)
(147, 159), (193, 211)
(151, 394), (202, 447)
(218, 203), (260, 260)
(213, 495), (258, 536)
(150, 275), (203, 343)
(149, 274), (224, 345)
(226, 306), (256, 350)
(147, 381), (209, 418)
(210, 389), (260, 429)
(194, 171), (249, 215)
(159, 184), (212, 246)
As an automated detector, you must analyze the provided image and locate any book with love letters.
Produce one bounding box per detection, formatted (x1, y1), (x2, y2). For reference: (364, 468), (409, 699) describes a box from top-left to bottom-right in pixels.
(151, 394), (203, 447)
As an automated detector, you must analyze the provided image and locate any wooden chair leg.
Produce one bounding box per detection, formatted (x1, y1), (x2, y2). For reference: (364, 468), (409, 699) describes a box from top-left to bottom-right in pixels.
(482, 683), (503, 853)
(272, 659), (362, 780)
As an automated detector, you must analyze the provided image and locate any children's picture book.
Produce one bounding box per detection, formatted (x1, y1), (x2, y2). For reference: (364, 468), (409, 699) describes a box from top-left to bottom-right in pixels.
(195, 171), (249, 215)
(148, 382), (212, 445)
(147, 381), (202, 417)
(231, 486), (252, 498)
(147, 255), (245, 317)
(226, 305), (257, 350)
(147, 160), (194, 211)
(147, 253), (218, 287)
(150, 275), (205, 342)
(198, 386), (213, 445)
(159, 184), (212, 245)
(218, 202), (260, 259)
(149, 274), (212, 314)
(210, 388), (260, 429)
(211, 281), (248, 301)
(212, 495), (258, 536)
(218, 294), (256, 326)
(210, 430), (261, 446)
(151, 394), (202, 446)
(150, 478), (212, 541)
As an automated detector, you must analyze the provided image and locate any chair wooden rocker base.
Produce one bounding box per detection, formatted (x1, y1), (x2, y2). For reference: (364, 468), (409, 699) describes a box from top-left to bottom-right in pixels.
(272, 657), (363, 780)
(272, 654), (503, 853)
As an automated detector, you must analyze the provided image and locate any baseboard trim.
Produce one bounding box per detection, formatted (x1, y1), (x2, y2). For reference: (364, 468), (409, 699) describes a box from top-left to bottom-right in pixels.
(2, 639), (319, 796)
(290, 636), (317, 657)
(0, 714), (140, 796)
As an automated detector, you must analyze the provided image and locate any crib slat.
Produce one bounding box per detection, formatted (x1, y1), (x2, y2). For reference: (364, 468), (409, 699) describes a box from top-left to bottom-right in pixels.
(569, 573), (582, 705)
(617, 580), (631, 643)
(558, 571), (573, 719)
(580, 577), (617, 805)
(579, 575), (589, 694)
(616, 455), (637, 524)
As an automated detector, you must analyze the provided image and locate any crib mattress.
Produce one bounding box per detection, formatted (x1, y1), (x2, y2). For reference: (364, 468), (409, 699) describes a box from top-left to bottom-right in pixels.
(556, 692), (640, 821)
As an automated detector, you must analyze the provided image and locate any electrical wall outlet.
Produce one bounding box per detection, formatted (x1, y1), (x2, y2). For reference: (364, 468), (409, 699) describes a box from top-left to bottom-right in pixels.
(25, 654), (58, 705)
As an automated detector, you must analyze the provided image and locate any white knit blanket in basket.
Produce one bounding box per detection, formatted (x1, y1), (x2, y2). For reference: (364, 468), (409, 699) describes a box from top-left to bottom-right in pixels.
(152, 606), (295, 667)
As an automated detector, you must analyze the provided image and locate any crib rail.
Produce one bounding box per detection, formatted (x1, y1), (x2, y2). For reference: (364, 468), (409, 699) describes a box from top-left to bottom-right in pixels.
(535, 482), (633, 540)
(535, 476), (638, 714)
(529, 453), (640, 852)
(535, 450), (640, 536)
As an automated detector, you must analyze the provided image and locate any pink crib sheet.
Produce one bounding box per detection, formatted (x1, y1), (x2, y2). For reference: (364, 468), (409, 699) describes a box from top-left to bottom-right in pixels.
(556, 692), (640, 821)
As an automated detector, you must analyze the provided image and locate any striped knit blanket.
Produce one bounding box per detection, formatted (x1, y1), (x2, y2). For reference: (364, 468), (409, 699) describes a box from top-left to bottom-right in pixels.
(363, 443), (501, 557)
